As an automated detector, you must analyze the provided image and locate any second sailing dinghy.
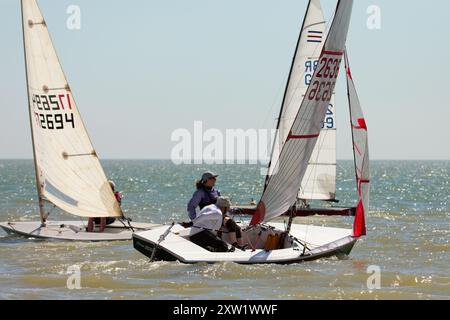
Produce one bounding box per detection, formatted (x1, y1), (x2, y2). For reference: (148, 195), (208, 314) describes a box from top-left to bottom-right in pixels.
(0, 0), (159, 241)
(133, 0), (368, 264)
(237, 0), (354, 218)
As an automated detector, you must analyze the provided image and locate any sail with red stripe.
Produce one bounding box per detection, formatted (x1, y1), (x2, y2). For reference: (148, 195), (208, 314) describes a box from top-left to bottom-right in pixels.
(345, 50), (370, 237)
(251, 0), (354, 225)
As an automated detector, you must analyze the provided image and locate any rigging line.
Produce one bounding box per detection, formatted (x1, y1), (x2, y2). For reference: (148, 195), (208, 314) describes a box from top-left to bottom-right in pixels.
(259, 79), (289, 131)
(121, 216), (135, 232)
(77, 215), (87, 229)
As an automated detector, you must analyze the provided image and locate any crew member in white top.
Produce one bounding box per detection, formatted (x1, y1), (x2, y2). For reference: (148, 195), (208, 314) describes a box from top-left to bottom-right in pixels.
(191, 197), (246, 250)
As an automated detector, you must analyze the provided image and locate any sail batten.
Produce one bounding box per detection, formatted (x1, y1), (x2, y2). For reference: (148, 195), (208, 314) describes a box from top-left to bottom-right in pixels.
(252, 0), (354, 225)
(22, 0), (122, 218)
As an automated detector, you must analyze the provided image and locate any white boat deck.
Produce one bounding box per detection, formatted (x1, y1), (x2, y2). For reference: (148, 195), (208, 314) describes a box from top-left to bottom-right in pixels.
(133, 223), (355, 264)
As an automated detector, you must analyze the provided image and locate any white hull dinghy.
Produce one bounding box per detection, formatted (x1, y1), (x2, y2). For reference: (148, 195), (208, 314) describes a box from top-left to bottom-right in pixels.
(0, 221), (160, 242)
(1, 0), (158, 241)
(134, 0), (370, 264)
(133, 223), (357, 264)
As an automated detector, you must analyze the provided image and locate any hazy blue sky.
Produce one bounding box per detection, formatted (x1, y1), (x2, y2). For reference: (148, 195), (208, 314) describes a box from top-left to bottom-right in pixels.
(0, 0), (449, 160)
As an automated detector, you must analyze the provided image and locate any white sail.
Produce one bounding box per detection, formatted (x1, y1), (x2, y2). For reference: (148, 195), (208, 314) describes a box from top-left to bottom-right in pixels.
(22, 0), (122, 218)
(298, 93), (336, 201)
(267, 0), (326, 179)
(345, 51), (369, 237)
(298, 92), (336, 201)
(252, 0), (354, 225)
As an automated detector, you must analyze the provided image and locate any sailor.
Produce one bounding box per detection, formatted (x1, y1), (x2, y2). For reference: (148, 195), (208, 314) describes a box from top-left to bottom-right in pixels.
(190, 197), (246, 251)
(187, 171), (221, 221)
(87, 180), (121, 232)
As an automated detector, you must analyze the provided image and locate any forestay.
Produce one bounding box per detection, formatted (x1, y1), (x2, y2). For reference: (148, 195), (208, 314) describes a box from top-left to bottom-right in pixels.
(252, 0), (354, 225)
(345, 51), (369, 237)
(22, 0), (122, 218)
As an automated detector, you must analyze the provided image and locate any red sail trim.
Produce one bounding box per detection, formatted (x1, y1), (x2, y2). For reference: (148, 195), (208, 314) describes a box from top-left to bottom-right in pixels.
(322, 50), (344, 56)
(250, 201), (266, 226)
(352, 119), (367, 131)
(356, 177), (370, 185)
(346, 66), (353, 80)
(357, 118), (367, 130)
(353, 142), (362, 156)
(286, 131), (320, 142)
(353, 200), (367, 238)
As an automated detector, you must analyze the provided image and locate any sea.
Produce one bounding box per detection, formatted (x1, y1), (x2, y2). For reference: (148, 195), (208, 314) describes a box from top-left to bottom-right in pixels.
(0, 160), (448, 300)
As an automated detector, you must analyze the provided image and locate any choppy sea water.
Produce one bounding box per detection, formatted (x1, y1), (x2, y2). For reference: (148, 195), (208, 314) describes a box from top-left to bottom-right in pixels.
(0, 160), (448, 300)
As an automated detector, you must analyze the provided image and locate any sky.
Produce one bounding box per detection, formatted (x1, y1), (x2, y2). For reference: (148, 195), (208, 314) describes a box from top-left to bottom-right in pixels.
(0, 0), (449, 160)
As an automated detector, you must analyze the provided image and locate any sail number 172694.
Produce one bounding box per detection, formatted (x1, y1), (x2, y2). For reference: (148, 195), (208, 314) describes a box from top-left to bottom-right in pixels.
(31, 93), (75, 130)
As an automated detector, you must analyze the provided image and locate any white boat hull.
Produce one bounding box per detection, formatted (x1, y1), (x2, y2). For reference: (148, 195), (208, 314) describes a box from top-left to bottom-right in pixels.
(133, 223), (358, 264)
(0, 220), (161, 241)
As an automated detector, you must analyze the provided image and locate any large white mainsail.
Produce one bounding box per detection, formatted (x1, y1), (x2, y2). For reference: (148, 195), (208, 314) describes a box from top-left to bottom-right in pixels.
(22, 0), (122, 219)
(252, 0), (354, 225)
(345, 51), (369, 237)
(267, 0), (326, 180)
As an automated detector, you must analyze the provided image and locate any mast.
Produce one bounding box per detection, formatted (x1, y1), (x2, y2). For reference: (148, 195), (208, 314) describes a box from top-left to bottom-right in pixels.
(264, 0), (313, 190)
(21, 0), (46, 225)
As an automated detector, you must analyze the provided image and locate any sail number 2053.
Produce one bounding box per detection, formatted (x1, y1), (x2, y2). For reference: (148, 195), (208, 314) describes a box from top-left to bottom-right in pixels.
(32, 93), (75, 130)
(307, 54), (342, 102)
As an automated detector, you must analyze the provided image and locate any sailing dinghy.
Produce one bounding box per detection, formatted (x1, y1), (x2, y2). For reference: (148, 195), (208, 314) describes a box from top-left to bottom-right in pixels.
(0, 0), (158, 241)
(133, 0), (369, 264)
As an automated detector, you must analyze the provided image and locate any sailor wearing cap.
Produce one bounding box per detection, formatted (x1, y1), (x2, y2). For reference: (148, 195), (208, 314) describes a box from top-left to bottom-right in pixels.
(187, 171), (221, 220)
